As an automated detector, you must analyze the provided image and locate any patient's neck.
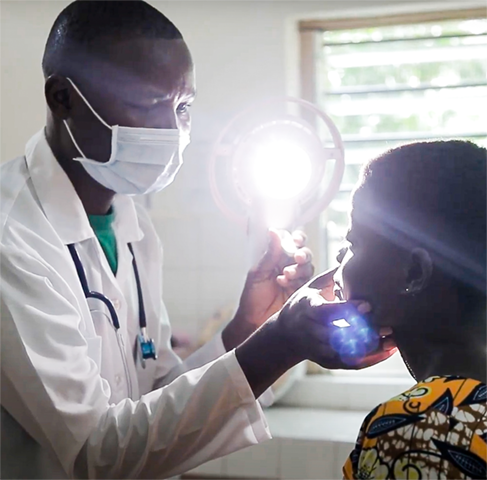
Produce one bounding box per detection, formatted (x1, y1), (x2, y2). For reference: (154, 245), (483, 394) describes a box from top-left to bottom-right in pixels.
(394, 310), (487, 384)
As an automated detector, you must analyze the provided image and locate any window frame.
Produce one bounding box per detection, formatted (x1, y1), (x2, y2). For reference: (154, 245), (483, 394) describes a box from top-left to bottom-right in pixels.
(296, 3), (486, 385)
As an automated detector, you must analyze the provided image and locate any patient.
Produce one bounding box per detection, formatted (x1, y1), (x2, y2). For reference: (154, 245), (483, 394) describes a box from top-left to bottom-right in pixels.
(333, 140), (486, 479)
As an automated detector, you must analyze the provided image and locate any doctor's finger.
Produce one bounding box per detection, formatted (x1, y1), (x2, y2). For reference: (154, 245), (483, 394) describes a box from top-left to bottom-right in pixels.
(291, 230), (307, 248)
(294, 247), (313, 265)
(292, 297), (354, 323)
(282, 261), (314, 281)
(279, 270), (315, 294)
(344, 338), (398, 370)
(307, 267), (339, 291)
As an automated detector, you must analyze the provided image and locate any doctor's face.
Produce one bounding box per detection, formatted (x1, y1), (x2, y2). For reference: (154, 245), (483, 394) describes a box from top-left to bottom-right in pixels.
(60, 37), (195, 163)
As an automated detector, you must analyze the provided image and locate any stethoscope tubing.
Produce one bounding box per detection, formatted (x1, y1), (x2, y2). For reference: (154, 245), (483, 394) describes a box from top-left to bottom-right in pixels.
(67, 243), (143, 331)
(67, 243), (156, 363)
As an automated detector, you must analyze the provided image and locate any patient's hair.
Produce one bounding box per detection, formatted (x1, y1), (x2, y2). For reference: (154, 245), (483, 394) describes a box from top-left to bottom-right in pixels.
(42, 0), (182, 77)
(353, 140), (486, 303)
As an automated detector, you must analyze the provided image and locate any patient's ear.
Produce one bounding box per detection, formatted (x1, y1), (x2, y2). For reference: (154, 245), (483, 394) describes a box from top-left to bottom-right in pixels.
(401, 248), (432, 296)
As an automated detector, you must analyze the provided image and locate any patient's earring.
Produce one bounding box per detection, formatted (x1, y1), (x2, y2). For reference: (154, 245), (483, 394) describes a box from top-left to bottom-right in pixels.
(403, 286), (416, 296)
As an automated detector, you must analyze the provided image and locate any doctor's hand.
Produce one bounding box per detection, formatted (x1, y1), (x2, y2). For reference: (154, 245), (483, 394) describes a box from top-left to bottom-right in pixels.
(222, 229), (314, 352)
(271, 268), (397, 370)
(235, 268), (397, 399)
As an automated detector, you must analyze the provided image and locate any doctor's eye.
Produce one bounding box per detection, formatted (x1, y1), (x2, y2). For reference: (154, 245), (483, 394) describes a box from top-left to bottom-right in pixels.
(177, 103), (192, 114)
(336, 246), (348, 264)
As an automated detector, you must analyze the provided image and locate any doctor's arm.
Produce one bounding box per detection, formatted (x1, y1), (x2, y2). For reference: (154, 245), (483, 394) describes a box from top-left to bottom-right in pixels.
(157, 229), (314, 388)
(1, 236), (395, 479)
(0, 242), (271, 479)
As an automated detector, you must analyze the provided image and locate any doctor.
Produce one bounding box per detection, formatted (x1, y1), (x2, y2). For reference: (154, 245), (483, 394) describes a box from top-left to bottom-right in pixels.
(0, 1), (396, 479)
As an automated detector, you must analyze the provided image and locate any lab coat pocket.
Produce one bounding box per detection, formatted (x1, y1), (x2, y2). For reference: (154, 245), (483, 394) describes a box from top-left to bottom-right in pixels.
(85, 335), (103, 370)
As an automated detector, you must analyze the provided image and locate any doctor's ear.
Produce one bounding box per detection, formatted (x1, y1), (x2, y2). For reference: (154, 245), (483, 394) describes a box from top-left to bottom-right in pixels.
(401, 248), (433, 296)
(45, 75), (72, 119)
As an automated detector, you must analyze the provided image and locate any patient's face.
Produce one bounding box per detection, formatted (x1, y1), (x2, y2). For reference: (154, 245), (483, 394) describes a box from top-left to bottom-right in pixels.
(333, 190), (409, 329)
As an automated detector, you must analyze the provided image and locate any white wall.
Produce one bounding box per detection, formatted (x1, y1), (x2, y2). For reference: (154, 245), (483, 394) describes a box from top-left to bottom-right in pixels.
(1, 0), (477, 340)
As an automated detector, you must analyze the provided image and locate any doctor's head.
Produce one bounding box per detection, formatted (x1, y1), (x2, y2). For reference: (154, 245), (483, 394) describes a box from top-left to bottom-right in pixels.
(43, 0), (195, 167)
(333, 140), (486, 347)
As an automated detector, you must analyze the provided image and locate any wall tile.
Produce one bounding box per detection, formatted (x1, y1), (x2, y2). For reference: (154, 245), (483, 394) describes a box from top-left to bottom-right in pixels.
(155, 217), (202, 270)
(332, 442), (355, 479)
(279, 439), (335, 480)
(224, 440), (280, 478)
(186, 457), (225, 478)
(162, 269), (202, 338)
(277, 377), (354, 411)
(196, 216), (248, 270)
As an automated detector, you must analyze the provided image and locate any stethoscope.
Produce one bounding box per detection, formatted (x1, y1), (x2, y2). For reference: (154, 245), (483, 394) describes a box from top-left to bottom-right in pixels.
(67, 243), (157, 367)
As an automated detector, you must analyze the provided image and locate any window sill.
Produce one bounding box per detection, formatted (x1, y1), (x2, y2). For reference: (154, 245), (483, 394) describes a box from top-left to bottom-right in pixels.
(185, 374), (415, 479)
(275, 374), (415, 411)
(185, 407), (365, 479)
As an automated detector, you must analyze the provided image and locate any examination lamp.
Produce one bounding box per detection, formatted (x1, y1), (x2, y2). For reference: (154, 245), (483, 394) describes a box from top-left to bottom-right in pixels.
(208, 97), (386, 384)
(209, 97), (345, 265)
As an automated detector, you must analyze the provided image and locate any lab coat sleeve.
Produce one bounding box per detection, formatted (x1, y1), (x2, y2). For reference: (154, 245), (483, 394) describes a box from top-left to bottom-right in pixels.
(157, 330), (275, 407)
(151, 237), (275, 406)
(76, 351), (271, 479)
(0, 241), (271, 479)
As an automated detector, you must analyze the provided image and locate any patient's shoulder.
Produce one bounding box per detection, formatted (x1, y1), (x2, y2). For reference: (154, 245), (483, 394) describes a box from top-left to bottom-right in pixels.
(363, 375), (485, 429)
(343, 376), (487, 479)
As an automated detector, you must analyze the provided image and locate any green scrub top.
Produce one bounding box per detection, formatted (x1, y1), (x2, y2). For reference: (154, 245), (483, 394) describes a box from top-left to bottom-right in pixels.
(88, 209), (118, 275)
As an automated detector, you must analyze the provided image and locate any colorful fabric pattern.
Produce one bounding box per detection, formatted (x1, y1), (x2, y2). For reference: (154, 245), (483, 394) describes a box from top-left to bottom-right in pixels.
(343, 376), (487, 479)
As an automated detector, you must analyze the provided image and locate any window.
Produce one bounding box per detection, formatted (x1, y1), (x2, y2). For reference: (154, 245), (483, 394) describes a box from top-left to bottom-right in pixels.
(299, 9), (487, 377)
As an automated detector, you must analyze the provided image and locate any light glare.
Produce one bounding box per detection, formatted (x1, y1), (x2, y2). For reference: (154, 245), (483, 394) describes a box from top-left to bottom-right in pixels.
(252, 142), (312, 199)
(333, 319), (351, 328)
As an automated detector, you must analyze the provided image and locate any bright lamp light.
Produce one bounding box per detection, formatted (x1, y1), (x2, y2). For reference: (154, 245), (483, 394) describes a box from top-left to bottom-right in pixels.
(209, 97), (345, 231)
(251, 141), (312, 200)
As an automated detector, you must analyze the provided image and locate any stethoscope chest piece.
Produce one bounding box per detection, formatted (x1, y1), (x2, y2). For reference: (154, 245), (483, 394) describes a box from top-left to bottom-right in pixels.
(138, 328), (157, 368)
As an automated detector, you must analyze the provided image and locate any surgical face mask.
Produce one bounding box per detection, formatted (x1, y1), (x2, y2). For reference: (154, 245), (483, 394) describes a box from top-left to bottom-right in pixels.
(63, 78), (190, 196)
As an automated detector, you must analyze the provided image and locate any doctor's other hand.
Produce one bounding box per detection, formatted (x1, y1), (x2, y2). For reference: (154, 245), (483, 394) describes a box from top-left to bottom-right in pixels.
(272, 268), (397, 370)
(223, 229), (314, 351)
(235, 268), (397, 399)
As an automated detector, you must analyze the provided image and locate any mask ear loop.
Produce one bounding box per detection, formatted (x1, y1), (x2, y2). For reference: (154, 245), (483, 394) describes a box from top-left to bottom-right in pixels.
(63, 119), (89, 159)
(65, 77), (112, 129)
(63, 77), (113, 159)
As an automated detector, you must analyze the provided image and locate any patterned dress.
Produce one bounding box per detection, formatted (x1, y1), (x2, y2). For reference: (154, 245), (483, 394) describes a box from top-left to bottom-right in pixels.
(343, 376), (487, 479)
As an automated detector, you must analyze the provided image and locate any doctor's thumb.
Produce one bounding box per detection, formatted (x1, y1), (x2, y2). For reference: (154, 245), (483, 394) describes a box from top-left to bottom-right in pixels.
(253, 229), (283, 272)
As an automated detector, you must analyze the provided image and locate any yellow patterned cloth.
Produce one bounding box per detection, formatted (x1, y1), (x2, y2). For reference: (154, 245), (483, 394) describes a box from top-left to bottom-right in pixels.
(343, 376), (487, 479)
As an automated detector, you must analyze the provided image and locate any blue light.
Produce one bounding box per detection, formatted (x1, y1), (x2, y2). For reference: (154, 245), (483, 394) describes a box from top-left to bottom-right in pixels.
(330, 313), (379, 364)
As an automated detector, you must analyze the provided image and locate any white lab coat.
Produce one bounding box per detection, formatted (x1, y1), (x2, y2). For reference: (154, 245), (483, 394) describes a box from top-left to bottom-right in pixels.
(0, 130), (271, 479)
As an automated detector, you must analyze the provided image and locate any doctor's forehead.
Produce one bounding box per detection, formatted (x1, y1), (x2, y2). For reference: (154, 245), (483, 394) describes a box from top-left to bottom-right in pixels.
(74, 38), (195, 98)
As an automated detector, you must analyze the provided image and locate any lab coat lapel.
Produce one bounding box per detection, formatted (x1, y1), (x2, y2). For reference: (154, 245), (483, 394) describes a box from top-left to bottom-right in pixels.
(25, 130), (94, 245)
